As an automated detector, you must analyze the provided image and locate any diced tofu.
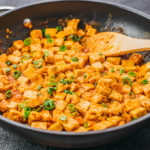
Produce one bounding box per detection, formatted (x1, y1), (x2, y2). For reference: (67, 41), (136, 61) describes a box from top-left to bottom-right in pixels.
(130, 107), (147, 118)
(43, 50), (54, 64)
(89, 53), (105, 64)
(25, 99), (40, 108)
(54, 54), (64, 63)
(77, 29), (85, 37)
(121, 84), (131, 94)
(0, 82), (4, 92)
(66, 94), (80, 104)
(64, 19), (80, 36)
(124, 99), (140, 112)
(143, 84), (150, 98)
(45, 28), (57, 37)
(48, 122), (63, 131)
(13, 40), (24, 50)
(129, 53), (144, 65)
(91, 94), (107, 104)
(40, 110), (52, 121)
(23, 64), (36, 79)
(0, 100), (9, 112)
(56, 31), (65, 39)
(92, 62), (104, 72)
(54, 38), (64, 46)
(78, 56), (88, 68)
(132, 82), (143, 94)
(13, 50), (21, 57)
(70, 83), (80, 92)
(28, 111), (41, 125)
(0, 93), (5, 101)
(8, 55), (20, 64)
(141, 99), (150, 111)
(108, 101), (123, 115)
(93, 121), (112, 130)
(59, 117), (79, 131)
(64, 41), (74, 49)
(86, 25), (97, 36)
(82, 83), (95, 91)
(109, 90), (123, 102)
(76, 99), (90, 114)
(107, 116), (122, 126)
(54, 92), (66, 100)
(98, 86), (111, 97)
(30, 30), (43, 39)
(107, 57), (121, 65)
(17, 76), (29, 85)
(145, 62), (150, 72)
(0, 54), (7, 62)
(30, 43), (41, 52)
(56, 100), (67, 111)
(23, 90), (37, 99)
(31, 122), (48, 129)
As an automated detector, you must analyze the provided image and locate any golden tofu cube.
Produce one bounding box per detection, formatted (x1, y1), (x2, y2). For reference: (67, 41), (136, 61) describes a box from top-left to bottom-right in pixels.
(13, 40), (24, 50)
(92, 62), (104, 72)
(109, 90), (123, 102)
(45, 28), (57, 37)
(23, 90), (37, 99)
(17, 76), (29, 85)
(8, 55), (20, 64)
(30, 30), (43, 39)
(91, 94), (107, 104)
(86, 25), (97, 36)
(93, 121), (112, 131)
(143, 84), (150, 98)
(54, 38), (64, 46)
(89, 53), (105, 64)
(130, 107), (147, 118)
(31, 122), (47, 130)
(48, 122), (63, 131)
(107, 57), (121, 65)
(56, 100), (67, 111)
(129, 53), (144, 65)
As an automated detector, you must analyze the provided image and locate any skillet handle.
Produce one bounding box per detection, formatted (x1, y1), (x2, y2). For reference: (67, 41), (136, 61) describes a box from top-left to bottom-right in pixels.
(0, 6), (15, 11)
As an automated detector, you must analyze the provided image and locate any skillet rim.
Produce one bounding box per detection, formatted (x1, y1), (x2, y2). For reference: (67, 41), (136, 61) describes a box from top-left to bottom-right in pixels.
(0, 0), (150, 136)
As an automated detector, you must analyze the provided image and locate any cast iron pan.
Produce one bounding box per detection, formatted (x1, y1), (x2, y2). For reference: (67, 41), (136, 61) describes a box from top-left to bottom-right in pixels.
(0, 0), (150, 148)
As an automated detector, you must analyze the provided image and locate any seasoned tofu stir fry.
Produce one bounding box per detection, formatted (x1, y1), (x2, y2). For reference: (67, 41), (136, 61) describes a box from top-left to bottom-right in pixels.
(0, 19), (150, 132)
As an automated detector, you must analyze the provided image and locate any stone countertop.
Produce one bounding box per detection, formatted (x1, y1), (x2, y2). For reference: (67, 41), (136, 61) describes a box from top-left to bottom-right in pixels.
(0, 0), (150, 150)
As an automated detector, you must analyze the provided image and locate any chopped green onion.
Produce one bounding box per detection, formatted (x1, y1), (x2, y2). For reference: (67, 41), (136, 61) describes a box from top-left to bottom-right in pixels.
(64, 90), (73, 94)
(13, 64), (17, 69)
(84, 121), (88, 128)
(6, 90), (12, 98)
(48, 88), (53, 96)
(13, 70), (21, 79)
(123, 77), (132, 86)
(111, 68), (115, 72)
(94, 83), (97, 87)
(132, 117), (137, 121)
(83, 73), (87, 79)
(44, 51), (49, 57)
(49, 82), (57, 90)
(22, 54), (30, 59)
(129, 92), (135, 99)
(68, 104), (75, 110)
(49, 75), (55, 82)
(19, 103), (26, 109)
(37, 93), (41, 96)
(98, 53), (103, 55)
(21, 60), (23, 63)
(46, 34), (50, 38)
(71, 57), (79, 62)
(119, 68), (124, 75)
(128, 71), (136, 77)
(70, 109), (78, 116)
(46, 34), (53, 43)
(24, 107), (31, 119)
(70, 34), (79, 42)
(56, 26), (61, 32)
(44, 99), (55, 111)
(60, 79), (71, 85)
(102, 103), (108, 108)
(141, 79), (148, 85)
(24, 38), (31, 46)
(59, 116), (67, 121)
(6, 68), (10, 73)
(42, 28), (45, 36)
(33, 60), (43, 68)
(37, 85), (42, 91)
(33, 105), (43, 112)
(60, 45), (66, 51)
(6, 60), (11, 65)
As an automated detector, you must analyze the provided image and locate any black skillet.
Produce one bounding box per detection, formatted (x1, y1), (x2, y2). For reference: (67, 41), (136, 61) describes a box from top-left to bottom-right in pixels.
(0, 0), (150, 148)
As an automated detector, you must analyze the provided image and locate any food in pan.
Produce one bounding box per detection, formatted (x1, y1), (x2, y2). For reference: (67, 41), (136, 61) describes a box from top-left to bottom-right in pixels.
(0, 19), (150, 132)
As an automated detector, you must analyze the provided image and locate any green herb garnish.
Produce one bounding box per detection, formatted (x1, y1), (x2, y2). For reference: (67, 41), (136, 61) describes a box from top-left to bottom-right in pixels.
(59, 116), (67, 121)
(60, 45), (66, 51)
(128, 71), (136, 77)
(24, 107), (31, 119)
(44, 99), (55, 111)
(13, 64), (17, 69)
(6, 90), (12, 98)
(84, 121), (88, 128)
(13, 70), (21, 79)
(122, 77), (132, 86)
(141, 79), (148, 85)
(102, 103), (108, 108)
(119, 68), (124, 75)
(56, 26), (61, 32)
(24, 38), (31, 46)
(6, 60), (11, 66)
(71, 57), (79, 62)
(33, 60), (43, 68)
(6, 68), (10, 73)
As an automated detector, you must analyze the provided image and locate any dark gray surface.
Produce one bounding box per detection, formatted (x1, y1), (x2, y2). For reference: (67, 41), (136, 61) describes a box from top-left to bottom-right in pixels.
(0, 0), (150, 149)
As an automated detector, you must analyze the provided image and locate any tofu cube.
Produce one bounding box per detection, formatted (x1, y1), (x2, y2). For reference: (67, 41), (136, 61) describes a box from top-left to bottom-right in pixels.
(23, 90), (37, 99)
(91, 94), (107, 104)
(13, 40), (24, 50)
(17, 76), (29, 85)
(89, 53), (105, 64)
(130, 107), (147, 118)
(76, 99), (91, 114)
(93, 121), (112, 130)
(54, 38), (64, 46)
(129, 53), (144, 65)
(143, 84), (150, 98)
(48, 122), (63, 131)
(30, 30), (43, 39)
(109, 90), (123, 102)
(92, 62), (104, 72)
(56, 100), (67, 111)
(132, 82), (143, 94)
(8, 55), (20, 64)
(31, 122), (47, 129)
(60, 117), (79, 131)
(45, 28), (57, 37)
(98, 86), (111, 97)
(107, 57), (121, 65)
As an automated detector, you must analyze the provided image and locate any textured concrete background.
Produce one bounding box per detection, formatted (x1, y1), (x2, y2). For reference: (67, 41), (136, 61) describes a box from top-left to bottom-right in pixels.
(0, 0), (150, 150)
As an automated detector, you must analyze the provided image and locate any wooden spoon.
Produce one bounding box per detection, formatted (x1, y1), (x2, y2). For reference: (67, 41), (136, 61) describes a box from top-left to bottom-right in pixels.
(85, 32), (150, 56)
